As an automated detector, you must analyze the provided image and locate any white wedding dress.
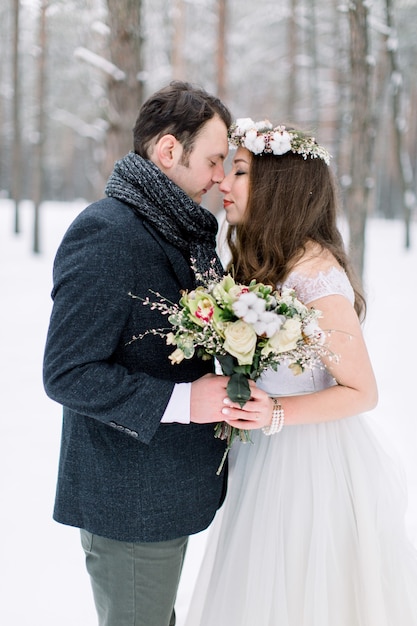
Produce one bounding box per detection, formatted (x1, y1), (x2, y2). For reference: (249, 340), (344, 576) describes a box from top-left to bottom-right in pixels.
(185, 267), (417, 626)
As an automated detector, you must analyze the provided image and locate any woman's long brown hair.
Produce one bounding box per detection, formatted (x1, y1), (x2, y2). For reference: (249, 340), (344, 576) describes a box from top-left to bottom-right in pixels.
(226, 149), (366, 320)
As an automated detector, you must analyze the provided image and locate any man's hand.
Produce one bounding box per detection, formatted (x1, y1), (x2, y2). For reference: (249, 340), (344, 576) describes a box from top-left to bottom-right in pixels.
(190, 374), (229, 424)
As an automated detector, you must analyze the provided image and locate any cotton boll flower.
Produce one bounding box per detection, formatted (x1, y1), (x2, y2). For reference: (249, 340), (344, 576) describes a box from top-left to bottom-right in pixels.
(255, 120), (273, 131)
(242, 309), (260, 325)
(232, 291), (266, 321)
(270, 130), (292, 155)
(232, 292), (261, 315)
(244, 129), (266, 155)
(252, 320), (267, 336)
(235, 118), (256, 132)
(249, 295), (266, 315)
(253, 312), (285, 338)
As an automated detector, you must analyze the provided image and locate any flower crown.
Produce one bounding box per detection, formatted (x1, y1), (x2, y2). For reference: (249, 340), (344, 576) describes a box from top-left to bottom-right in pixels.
(228, 118), (331, 165)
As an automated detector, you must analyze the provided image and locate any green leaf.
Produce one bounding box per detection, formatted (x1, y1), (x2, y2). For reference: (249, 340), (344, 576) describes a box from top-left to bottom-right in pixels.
(216, 353), (235, 376)
(182, 344), (195, 358)
(227, 372), (251, 407)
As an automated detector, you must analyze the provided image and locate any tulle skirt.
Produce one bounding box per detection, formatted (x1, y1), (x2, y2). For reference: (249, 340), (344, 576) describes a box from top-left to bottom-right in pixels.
(185, 416), (417, 626)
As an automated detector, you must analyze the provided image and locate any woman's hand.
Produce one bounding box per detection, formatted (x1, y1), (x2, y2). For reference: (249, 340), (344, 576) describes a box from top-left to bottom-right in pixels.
(221, 382), (274, 430)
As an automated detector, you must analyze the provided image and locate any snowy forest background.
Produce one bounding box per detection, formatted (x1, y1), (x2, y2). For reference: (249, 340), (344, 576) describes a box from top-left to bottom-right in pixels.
(1, 0), (417, 276)
(1, 0), (417, 624)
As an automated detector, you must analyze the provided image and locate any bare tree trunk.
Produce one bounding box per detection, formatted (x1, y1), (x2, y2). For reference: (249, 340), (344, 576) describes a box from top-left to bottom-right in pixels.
(32, 0), (48, 254)
(11, 0), (22, 235)
(216, 0), (227, 102)
(385, 0), (415, 249)
(346, 0), (374, 281)
(332, 0), (348, 174)
(105, 0), (144, 178)
(286, 0), (298, 119)
(172, 0), (186, 80)
(306, 0), (319, 130)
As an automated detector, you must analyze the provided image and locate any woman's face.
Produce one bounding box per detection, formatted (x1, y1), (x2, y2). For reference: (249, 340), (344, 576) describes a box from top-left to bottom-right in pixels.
(219, 147), (251, 225)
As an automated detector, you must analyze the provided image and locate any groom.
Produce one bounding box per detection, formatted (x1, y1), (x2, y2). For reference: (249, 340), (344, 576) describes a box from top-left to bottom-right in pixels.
(43, 81), (260, 626)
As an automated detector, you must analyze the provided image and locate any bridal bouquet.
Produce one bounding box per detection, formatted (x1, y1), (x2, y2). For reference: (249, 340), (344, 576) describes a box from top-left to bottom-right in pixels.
(130, 264), (329, 473)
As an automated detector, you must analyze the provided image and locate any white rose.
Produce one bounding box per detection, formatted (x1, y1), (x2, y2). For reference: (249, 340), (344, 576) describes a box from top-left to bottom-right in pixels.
(262, 318), (302, 355)
(223, 320), (257, 365)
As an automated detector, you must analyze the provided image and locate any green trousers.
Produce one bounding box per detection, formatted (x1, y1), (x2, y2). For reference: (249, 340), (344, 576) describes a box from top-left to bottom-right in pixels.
(81, 530), (189, 626)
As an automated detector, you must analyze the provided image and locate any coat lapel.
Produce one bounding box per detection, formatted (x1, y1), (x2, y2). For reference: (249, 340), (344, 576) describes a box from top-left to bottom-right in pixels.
(143, 221), (194, 289)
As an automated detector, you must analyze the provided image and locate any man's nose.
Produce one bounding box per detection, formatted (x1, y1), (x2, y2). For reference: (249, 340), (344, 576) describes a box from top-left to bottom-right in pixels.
(218, 172), (231, 193)
(212, 163), (225, 184)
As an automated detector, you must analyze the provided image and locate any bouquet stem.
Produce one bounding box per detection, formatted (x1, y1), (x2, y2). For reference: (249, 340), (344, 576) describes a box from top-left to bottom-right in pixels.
(216, 443), (232, 476)
(214, 422), (251, 475)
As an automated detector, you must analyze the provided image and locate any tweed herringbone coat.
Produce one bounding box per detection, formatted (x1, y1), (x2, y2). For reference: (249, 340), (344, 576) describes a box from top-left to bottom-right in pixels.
(43, 197), (227, 542)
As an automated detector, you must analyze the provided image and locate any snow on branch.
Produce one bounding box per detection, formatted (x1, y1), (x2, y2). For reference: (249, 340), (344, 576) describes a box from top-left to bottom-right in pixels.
(74, 47), (126, 81)
(50, 109), (108, 141)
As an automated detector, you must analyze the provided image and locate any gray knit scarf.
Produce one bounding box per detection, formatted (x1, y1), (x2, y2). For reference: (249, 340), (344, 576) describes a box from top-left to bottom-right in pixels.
(105, 152), (223, 283)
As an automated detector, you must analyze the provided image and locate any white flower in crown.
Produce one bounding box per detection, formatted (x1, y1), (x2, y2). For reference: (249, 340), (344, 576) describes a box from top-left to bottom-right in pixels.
(270, 128), (292, 156)
(255, 119), (273, 131)
(234, 117), (257, 133)
(228, 118), (331, 165)
(244, 129), (267, 155)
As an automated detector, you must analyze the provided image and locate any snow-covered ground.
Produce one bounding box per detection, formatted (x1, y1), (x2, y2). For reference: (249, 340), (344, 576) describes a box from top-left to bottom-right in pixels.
(1, 199), (416, 625)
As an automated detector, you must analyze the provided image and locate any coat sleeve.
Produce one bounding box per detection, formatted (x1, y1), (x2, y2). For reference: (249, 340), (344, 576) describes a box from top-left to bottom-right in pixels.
(42, 206), (176, 444)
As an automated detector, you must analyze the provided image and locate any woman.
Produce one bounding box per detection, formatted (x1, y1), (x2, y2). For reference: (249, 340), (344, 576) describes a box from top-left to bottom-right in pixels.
(185, 119), (417, 626)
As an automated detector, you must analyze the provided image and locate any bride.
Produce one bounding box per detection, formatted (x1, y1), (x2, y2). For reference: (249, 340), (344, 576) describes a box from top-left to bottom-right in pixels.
(185, 119), (417, 625)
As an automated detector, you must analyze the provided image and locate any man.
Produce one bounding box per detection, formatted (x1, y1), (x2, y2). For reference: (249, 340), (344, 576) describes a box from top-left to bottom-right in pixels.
(43, 81), (262, 626)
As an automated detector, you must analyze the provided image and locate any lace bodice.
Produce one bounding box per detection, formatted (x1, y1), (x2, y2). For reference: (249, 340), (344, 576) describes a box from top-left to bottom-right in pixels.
(280, 265), (354, 306)
(257, 266), (354, 396)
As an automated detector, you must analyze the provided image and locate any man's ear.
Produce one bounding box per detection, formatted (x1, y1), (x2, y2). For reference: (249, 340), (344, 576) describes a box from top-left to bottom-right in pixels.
(154, 134), (181, 169)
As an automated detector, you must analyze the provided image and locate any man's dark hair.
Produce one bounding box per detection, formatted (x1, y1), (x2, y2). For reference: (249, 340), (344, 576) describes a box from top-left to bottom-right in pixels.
(133, 80), (232, 159)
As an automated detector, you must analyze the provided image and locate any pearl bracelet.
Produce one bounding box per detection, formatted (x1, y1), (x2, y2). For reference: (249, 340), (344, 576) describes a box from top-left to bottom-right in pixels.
(262, 398), (285, 435)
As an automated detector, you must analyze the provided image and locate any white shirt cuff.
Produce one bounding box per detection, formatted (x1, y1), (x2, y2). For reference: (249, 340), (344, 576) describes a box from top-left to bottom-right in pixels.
(161, 383), (191, 424)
